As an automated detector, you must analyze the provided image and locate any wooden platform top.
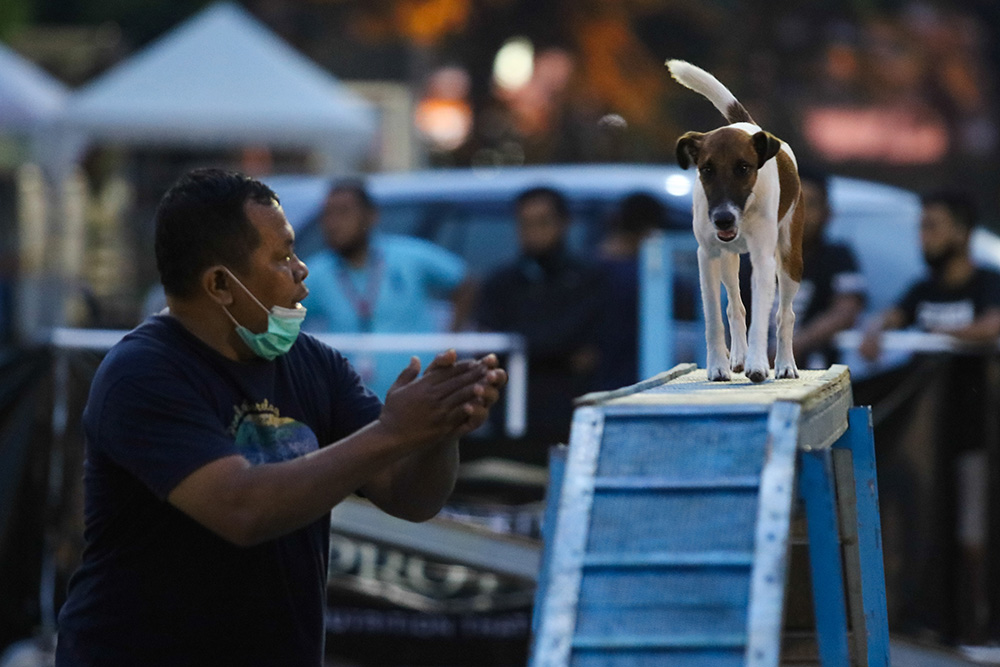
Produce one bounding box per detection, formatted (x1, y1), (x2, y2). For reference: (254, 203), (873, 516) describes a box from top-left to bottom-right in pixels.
(577, 364), (852, 413)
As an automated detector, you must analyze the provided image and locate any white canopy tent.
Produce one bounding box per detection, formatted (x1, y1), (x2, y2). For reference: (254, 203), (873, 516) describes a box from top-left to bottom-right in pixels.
(46, 1), (377, 174)
(0, 41), (69, 131)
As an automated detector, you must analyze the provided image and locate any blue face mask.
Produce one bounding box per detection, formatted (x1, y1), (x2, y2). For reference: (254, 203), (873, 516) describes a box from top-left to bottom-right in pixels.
(222, 269), (307, 361)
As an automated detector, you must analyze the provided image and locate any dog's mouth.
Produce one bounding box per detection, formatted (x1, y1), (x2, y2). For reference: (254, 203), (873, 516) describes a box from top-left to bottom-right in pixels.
(716, 229), (738, 242)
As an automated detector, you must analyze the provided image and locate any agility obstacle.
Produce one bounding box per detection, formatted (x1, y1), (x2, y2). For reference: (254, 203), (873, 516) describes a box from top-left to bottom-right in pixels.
(531, 364), (889, 666)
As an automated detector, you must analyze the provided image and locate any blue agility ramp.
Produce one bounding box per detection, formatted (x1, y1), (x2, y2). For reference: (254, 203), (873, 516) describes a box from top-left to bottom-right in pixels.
(531, 364), (888, 667)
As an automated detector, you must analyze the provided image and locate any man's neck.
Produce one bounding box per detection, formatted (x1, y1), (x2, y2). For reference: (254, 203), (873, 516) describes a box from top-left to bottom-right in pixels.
(339, 244), (369, 270)
(165, 298), (253, 361)
(936, 255), (975, 288)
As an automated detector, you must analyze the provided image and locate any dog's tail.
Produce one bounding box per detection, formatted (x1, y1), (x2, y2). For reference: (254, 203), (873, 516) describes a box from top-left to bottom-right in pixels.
(665, 59), (754, 126)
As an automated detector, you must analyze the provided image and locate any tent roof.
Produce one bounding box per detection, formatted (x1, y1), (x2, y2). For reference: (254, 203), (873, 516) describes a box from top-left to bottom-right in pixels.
(60, 2), (376, 168)
(0, 41), (69, 131)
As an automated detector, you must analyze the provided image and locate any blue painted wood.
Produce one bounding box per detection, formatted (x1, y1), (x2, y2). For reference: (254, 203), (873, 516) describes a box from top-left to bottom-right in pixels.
(582, 551), (754, 567)
(573, 647), (744, 667)
(532, 408), (605, 667)
(576, 567), (752, 638)
(799, 448), (851, 666)
(532, 445), (568, 639)
(834, 407), (891, 666)
(745, 401), (800, 667)
(573, 633), (746, 650)
(639, 232), (674, 378)
(597, 413), (770, 477)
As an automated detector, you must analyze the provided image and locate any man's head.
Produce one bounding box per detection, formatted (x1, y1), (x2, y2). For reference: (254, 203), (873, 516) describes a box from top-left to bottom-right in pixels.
(515, 186), (570, 258)
(155, 168), (277, 298)
(919, 191), (977, 272)
(798, 167), (831, 250)
(320, 178), (377, 260)
(617, 192), (665, 238)
(155, 169), (309, 352)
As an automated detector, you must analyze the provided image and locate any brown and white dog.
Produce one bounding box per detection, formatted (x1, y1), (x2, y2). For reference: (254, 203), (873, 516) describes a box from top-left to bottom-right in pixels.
(666, 59), (803, 383)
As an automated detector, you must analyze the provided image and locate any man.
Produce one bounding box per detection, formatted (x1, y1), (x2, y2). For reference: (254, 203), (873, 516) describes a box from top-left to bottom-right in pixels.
(475, 186), (608, 448)
(302, 179), (476, 399)
(739, 168), (866, 369)
(859, 191), (1000, 644)
(859, 192), (1000, 356)
(55, 169), (506, 666)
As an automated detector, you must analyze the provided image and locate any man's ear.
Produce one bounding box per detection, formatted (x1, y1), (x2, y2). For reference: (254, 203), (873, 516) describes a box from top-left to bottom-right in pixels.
(675, 131), (704, 169)
(202, 266), (234, 306)
(752, 131), (782, 168)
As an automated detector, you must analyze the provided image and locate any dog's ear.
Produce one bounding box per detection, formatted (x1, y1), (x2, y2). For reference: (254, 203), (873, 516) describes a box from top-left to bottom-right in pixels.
(752, 131), (782, 168)
(675, 132), (704, 169)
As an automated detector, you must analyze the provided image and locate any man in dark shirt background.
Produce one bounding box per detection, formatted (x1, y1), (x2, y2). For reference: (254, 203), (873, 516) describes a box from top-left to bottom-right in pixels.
(475, 186), (608, 450)
(860, 190), (1000, 645)
(740, 168), (866, 369)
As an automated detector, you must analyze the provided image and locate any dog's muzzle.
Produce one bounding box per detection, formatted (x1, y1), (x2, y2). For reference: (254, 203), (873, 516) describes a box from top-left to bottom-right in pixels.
(712, 209), (738, 242)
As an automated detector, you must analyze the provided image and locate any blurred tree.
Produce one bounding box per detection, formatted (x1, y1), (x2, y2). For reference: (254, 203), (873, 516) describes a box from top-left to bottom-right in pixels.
(0, 0), (31, 40)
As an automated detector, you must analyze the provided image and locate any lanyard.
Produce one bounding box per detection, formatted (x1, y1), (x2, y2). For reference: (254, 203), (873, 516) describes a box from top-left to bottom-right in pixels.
(336, 252), (384, 333)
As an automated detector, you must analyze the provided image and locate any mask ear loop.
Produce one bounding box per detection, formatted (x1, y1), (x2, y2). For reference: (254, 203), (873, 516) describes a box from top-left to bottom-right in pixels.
(221, 267), (270, 311)
(219, 266), (271, 321)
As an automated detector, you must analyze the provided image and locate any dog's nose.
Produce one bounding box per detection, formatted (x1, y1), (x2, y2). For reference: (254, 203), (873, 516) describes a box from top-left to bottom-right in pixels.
(713, 211), (736, 230)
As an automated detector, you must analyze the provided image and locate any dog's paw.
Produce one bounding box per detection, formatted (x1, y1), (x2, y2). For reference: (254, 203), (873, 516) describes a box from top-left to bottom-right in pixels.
(729, 343), (747, 374)
(774, 364), (799, 380)
(745, 366), (769, 383)
(707, 365), (731, 382)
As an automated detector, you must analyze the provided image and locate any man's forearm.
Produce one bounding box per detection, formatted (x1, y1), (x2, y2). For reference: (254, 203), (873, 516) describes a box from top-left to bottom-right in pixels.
(360, 437), (460, 522)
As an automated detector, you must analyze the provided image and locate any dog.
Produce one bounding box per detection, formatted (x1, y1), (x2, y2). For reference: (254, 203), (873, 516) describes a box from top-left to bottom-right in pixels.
(666, 59), (803, 383)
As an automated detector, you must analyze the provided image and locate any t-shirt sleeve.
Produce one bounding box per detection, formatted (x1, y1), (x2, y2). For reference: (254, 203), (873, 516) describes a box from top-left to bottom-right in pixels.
(977, 269), (1000, 311)
(91, 368), (239, 501)
(314, 340), (384, 443)
(408, 238), (467, 293)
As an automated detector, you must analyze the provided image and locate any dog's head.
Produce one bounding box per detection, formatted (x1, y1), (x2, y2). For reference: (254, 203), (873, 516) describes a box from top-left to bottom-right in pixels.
(676, 127), (782, 243)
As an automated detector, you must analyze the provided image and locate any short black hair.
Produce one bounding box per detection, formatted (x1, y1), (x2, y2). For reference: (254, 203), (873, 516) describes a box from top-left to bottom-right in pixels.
(155, 168), (279, 297)
(617, 192), (665, 234)
(328, 177), (375, 211)
(516, 186), (569, 220)
(922, 190), (978, 231)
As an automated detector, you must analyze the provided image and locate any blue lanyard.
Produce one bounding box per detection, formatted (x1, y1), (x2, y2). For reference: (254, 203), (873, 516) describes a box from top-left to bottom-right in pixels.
(336, 251), (384, 333)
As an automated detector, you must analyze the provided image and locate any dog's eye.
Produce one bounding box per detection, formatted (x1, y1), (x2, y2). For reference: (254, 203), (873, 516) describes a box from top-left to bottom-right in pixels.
(735, 162), (750, 176)
(700, 164), (714, 178)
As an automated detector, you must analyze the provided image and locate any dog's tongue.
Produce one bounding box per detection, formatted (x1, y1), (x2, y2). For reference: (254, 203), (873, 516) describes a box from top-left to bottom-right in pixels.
(717, 229), (737, 242)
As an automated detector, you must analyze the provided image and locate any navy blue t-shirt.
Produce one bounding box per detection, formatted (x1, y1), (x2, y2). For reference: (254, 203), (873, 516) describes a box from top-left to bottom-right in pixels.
(56, 315), (382, 667)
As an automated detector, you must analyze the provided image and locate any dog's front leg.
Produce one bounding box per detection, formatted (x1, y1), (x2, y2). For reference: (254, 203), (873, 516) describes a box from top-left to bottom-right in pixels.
(746, 249), (776, 383)
(720, 252), (747, 374)
(698, 247), (730, 381)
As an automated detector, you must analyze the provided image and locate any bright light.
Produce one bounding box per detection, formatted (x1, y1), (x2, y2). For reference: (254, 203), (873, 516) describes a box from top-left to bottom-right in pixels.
(493, 37), (534, 91)
(665, 174), (692, 197)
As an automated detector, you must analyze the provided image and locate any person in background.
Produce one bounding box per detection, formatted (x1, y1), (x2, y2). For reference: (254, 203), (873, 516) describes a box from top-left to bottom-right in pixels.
(595, 192), (693, 389)
(739, 168), (866, 369)
(54, 169), (506, 666)
(789, 169), (866, 368)
(860, 190), (1000, 645)
(475, 186), (609, 446)
(302, 179), (476, 399)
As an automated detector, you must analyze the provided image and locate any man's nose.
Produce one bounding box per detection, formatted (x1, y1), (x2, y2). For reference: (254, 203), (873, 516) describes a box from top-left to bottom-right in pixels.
(295, 257), (309, 281)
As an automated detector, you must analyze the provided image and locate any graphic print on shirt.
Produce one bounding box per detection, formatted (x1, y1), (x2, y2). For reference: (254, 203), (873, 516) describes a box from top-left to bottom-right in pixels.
(916, 299), (975, 332)
(228, 399), (319, 465)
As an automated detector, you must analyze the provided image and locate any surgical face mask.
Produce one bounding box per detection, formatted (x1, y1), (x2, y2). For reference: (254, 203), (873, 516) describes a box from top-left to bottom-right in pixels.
(221, 269), (306, 360)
